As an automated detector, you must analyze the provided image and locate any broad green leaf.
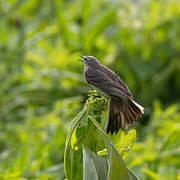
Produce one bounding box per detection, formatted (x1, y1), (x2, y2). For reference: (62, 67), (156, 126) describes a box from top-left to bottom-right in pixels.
(108, 143), (130, 180)
(64, 96), (108, 180)
(83, 146), (108, 180)
(83, 158), (98, 180)
(64, 95), (139, 180)
(89, 116), (136, 180)
(64, 107), (88, 180)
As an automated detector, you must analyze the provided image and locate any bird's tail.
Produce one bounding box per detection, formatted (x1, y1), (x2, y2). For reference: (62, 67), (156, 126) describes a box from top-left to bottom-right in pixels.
(106, 98), (144, 134)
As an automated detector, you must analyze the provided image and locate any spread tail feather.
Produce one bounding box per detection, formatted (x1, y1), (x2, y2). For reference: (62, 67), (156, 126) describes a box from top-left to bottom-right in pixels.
(106, 99), (144, 134)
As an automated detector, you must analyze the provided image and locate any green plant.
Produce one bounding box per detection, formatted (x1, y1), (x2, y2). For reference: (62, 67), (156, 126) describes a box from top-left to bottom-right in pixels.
(126, 101), (180, 179)
(0, 0), (180, 179)
(64, 92), (139, 179)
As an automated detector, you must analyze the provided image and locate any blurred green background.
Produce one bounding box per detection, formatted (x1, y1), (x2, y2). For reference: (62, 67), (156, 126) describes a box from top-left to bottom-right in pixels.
(0, 0), (180, 179)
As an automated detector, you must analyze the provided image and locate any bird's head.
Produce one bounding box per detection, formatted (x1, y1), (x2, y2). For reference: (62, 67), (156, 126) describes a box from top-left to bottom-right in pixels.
(80, 55), (100, 67)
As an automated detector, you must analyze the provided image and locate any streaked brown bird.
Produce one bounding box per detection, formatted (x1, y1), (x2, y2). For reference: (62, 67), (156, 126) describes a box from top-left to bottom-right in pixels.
(80, 55), (144, 134)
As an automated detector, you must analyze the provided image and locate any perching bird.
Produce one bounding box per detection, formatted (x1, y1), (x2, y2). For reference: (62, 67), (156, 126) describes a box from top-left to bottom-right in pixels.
(80, 55), (144, 134)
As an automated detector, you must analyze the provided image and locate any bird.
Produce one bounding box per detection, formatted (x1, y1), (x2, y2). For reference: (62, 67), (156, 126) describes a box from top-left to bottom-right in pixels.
(80, 55), (144, 134)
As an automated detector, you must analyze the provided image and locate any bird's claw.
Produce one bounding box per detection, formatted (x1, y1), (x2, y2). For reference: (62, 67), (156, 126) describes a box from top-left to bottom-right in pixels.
(91, 94), (102, 98)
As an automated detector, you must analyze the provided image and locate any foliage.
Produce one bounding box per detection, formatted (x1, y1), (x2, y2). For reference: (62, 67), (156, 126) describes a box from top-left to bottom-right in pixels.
(126, 102), (180, 179)
(0, 0), (180, 179)
(64, 94), (139, 180)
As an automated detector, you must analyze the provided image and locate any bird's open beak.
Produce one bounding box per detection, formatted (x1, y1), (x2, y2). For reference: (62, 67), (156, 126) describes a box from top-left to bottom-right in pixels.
(79, 55), (85, 62)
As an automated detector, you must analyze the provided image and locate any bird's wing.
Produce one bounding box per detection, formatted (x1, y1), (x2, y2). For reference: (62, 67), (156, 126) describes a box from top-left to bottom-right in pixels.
(100, 65), (131, 93)
(85, 68), (132, 98)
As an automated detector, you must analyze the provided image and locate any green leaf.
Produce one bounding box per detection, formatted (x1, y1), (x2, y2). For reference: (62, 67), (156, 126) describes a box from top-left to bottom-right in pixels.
(88, 116), (135, 180)
(64, 96), (139, 180)
(83, 146), (108, 180)
(108, 143), (130, 180)
(128, 168), (140, 180)
(64, 107), (88, 180)
(64, 96), (108, 180)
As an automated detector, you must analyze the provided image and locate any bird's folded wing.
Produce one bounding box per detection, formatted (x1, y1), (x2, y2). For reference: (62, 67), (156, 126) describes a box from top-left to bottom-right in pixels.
(100, 65), (130, 93)
(85, 69), (132, 98)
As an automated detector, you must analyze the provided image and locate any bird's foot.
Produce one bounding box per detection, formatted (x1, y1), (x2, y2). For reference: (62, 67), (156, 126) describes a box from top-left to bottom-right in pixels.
(91, 94), (102, 98)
